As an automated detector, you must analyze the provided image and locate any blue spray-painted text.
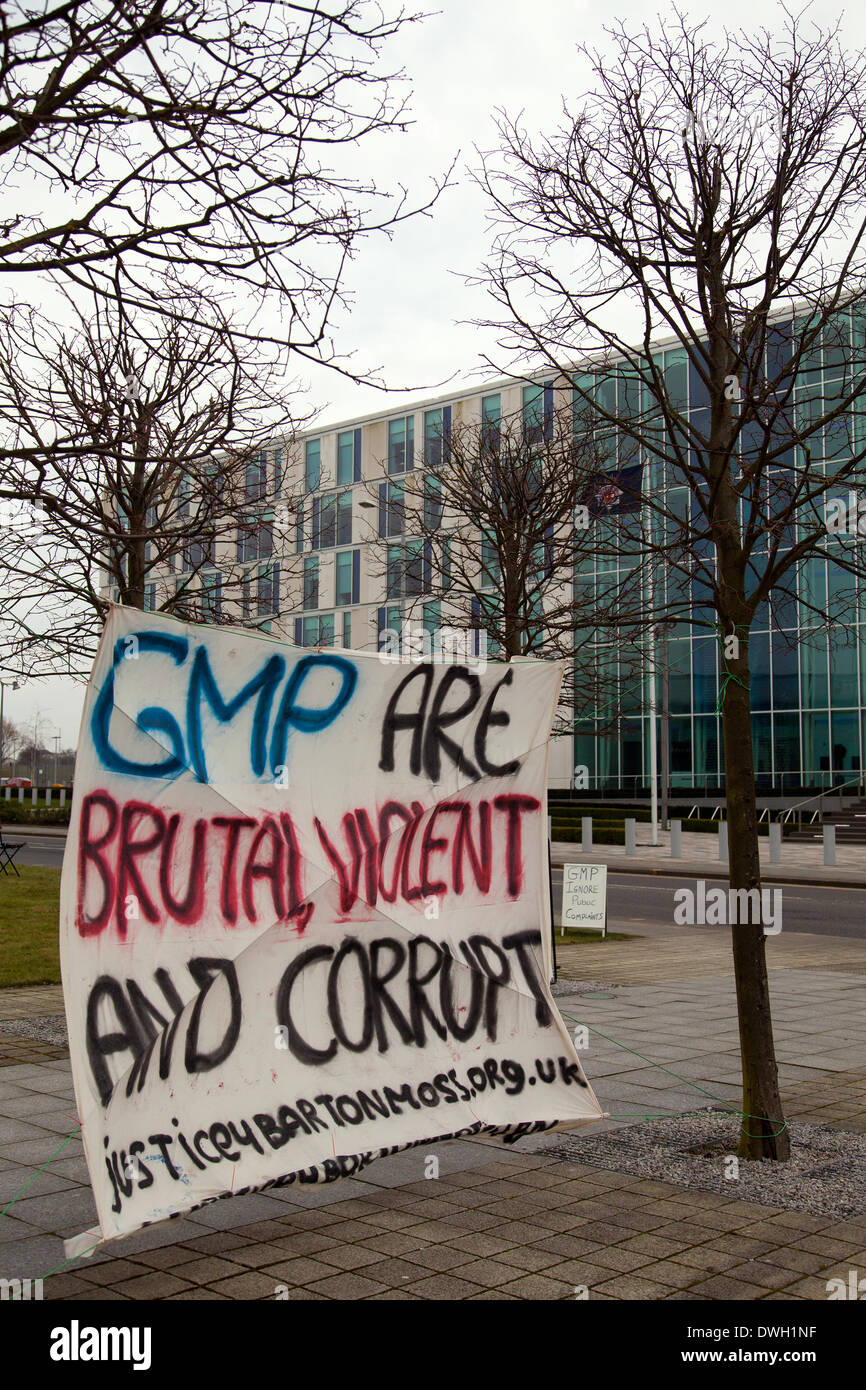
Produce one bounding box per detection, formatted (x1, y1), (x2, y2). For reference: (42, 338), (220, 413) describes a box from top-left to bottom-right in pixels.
(91, 633), (358, 783)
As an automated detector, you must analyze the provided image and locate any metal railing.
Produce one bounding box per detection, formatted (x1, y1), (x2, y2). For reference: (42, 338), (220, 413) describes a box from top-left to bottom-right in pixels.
(782, 772), (866, 830)
(572, 771), (864, 798)
(684, 804), (724, 820)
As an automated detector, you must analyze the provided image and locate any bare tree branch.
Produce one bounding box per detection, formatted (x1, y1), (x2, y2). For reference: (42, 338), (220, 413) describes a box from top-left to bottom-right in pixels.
(475, 9), (866, 1161)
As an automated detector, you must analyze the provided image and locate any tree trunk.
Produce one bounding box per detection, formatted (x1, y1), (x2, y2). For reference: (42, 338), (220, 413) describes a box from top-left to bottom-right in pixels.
(125, 514), (147, 611)
(720, 628), (790, 1160)
(502, 540), (522, 659)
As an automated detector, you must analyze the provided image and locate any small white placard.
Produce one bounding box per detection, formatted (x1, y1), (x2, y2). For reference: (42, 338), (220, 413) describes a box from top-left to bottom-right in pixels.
(561, 863), (607, 935)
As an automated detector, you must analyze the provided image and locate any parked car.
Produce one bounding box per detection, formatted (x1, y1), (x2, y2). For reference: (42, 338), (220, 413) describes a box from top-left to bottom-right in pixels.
(3, 777), (33, 788)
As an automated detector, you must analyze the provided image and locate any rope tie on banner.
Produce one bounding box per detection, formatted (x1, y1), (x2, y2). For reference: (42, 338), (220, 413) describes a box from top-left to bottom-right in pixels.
(559, 1009), (789, 1140)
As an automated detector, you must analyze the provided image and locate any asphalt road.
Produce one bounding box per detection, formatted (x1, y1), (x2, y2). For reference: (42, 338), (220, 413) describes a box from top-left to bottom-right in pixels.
(551, 867), (866, 939)
(9, 835), (866, 939)
(7, 832), (67, 869)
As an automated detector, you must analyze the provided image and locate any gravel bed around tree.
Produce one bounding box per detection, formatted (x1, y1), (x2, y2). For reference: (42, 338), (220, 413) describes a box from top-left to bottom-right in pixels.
(541, 1112), (866, 1220)
(550, 979), (619, 998)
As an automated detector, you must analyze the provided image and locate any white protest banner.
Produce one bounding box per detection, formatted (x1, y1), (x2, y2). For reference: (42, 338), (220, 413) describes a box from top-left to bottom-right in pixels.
(561, 863), (607, 935)
(60, 607), (603, 1250)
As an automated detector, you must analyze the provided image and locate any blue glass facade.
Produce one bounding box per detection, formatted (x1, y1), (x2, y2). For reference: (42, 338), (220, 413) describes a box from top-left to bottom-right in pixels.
(574, 314), (866, 794)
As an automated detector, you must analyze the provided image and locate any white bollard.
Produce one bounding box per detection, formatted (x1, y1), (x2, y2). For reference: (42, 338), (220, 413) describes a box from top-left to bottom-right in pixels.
(45, 788), (52, 807)
(581, 816), (592, 852)
(670, 820), (682, 858)
(769, 821), (782, 864)
(60, 789), (66, 808)
(18, 786), (23, 803)
(31, 786), (37, 806)
(824, 824), (836, 867)
(625, 818), (636, 855)
(718, 822), (728, 860)
(4, 786), (9, 801)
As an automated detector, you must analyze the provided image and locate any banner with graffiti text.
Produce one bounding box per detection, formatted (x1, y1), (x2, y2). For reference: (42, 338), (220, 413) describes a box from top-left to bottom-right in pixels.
(60, 606), (603, 1249)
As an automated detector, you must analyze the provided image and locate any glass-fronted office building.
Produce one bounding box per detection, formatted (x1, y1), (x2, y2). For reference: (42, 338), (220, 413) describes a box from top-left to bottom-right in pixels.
(571, 310), (866, 795)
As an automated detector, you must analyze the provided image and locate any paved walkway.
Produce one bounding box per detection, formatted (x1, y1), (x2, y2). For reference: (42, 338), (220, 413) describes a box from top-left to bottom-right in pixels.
(554, 924), (866, 985)
(31, 1145), (866, 1302)
(2, 942), (866, 1299)
(0, 985), (65, 1019)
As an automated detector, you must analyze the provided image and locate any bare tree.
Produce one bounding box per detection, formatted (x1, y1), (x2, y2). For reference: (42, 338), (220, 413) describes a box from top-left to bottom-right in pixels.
(367, 401), (644, 733)
(0, 281), (306, 674)
(477, 11), (866, 1158)
(0, 715), (22, 777)
(17, 705), (51, 782)
(0, 0), (442, 365)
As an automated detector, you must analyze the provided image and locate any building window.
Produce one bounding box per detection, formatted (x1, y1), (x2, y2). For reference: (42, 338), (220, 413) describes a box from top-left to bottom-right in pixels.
(303, 556), (319, 610)
(184, 534), (216, 571)
(302, 613), (334, 646)
(341, 610), (352, 648)
(386, 547), (402, 600)
(176, 474), (192, 520)
(423, 601), (441, 635)
(336, 428), (362, 486)
(480, 532), (500, 590)
(376, 604), (404, 652)
(257, 563), (279, 617)
(424, 408), (444, 467)
(245, 451), (267, 501)
(201, 573), (222, 620)
(523, 382), (553, 444)
(387, 541), (424, 599)
(337, 493), (352, 546)
(337, 431), (354, 487)
(312, 491), (351, 549)
(423, 475), (443, 530)
(388, 416), (414, 474)
(236, 518), (272, 564)
(144, 583), (156, 612)
(482, 393), (501, 452)
(144, 504), (157, 566)
(318, 494), (335, 549)
(305, 438), (321, 491)
(295, 502), (304, 554)
(441, 535), (452, 591)
(335, 549), (360, 607)
(378, 480), (404, 538)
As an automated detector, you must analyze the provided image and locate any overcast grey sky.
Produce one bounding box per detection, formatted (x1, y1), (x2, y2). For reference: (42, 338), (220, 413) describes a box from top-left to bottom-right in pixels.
(9, 0), (864, 751)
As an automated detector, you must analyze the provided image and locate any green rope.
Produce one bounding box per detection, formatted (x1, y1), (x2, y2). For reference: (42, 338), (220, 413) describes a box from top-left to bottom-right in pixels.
(0, 1125), (80, 1221)
(4, 1242), (101, 1300)
(715, 667), (749, 715)
(560, 1009), (789, 1139)
(714, 621), (753, 715)
(0, 1124), (97, 1297)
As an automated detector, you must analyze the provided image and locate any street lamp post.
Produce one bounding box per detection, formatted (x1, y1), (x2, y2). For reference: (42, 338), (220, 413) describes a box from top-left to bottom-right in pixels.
(52, 732), (61, 784)
(659, 622), (670, 832)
